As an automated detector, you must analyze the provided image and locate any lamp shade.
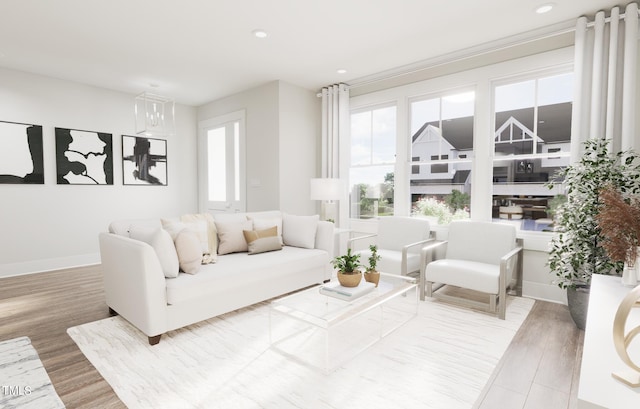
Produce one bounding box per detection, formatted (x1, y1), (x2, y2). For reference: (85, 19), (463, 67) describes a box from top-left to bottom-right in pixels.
(310, 178), (342, 201)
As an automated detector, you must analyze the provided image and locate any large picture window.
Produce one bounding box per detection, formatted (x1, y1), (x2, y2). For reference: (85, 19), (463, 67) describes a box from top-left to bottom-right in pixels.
(492, 72), (572, 231)
(409, 91), (473, 224)
(349, 105), (396, 219)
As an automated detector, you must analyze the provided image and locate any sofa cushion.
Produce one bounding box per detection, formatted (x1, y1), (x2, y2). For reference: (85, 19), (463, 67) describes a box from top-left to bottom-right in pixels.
(129, 225), (179, 278)
(165, 246), (328, 305)
(216, 220), (253, 255)
(282, 213), (318, 249)
(174, 229), (202, 275)
(425, 259), (500, 294)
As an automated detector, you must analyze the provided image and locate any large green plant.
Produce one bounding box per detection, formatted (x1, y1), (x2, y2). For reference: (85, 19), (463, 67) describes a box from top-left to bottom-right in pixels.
(547, 139), (640, 288)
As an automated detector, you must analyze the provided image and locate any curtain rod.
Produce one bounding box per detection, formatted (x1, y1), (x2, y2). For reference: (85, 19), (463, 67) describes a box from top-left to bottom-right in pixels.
(585, 7), (640, 27)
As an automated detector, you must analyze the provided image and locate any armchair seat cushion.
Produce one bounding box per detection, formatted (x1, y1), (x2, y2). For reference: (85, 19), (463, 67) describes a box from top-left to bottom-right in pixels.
(425, 259), (500, 294)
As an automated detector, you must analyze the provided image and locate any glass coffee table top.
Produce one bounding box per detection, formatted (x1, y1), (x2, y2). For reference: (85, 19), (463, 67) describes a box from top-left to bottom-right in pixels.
(269, 272), (418, 372)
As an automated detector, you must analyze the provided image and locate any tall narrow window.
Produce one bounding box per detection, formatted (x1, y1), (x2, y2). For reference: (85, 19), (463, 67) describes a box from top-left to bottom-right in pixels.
(409, 91), (474, 224)
(198, 110), (246, 214)
(492, 72), (572, 231)
(349, 105), (396, 219)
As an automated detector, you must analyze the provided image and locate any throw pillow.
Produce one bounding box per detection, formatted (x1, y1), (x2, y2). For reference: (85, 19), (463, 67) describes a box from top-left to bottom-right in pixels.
(282, 213), (319, 249)
(129, 225), (179, 278)
(181, 213), (218, 264)
(250, 217), (283, 244)
(174, 229), (202, 274)
(242, 226), (277, 243)
(215, 220), (253, 255)
(161, 218), (211, 264)
(247, 236), (283, 255)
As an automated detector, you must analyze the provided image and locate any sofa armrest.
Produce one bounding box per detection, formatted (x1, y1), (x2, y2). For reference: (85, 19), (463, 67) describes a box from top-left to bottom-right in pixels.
(99, 232), (168, 337)
(315, 221), (335, 256)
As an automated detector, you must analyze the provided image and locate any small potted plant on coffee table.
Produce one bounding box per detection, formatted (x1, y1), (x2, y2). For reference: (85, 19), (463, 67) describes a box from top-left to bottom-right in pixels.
(332, 248), (362, 287)
(364, 244), (381, 287)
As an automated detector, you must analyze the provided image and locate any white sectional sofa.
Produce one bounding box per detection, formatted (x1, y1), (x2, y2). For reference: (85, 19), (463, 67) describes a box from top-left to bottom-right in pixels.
(99, 211), (334, 345)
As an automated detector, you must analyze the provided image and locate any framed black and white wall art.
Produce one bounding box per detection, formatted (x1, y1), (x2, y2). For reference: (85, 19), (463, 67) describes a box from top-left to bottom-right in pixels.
(55, 127), (113, 185)
(0, 120), (44, 184)
(122, 135), (168, 185)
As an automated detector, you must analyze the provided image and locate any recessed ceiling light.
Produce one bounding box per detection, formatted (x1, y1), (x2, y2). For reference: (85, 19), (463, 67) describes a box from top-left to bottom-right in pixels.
(337, 69), (347, 74)
(252, 29), (267, 38)
(535, 3), (554, 14)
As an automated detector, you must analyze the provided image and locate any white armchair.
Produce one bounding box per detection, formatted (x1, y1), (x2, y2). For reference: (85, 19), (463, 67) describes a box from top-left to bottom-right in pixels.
(421, 221), (522, 319)
(348, 216), (432, 277)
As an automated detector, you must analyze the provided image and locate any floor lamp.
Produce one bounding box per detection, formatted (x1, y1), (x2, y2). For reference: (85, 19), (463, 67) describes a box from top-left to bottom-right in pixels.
(310, 178), (342, 222)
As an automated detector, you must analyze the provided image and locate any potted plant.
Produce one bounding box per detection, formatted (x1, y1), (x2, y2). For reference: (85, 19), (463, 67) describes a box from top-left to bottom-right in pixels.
(596, 185), (640, 286)
(363, 245), (381, 287)
(547, 138), (640, 328)
(332, 248), (362, 287)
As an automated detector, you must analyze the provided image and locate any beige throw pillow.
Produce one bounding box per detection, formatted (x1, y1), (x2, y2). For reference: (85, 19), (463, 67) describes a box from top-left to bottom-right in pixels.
(215, 220), (253, 255)
(181, 213), (218, 264)
(248, 236), (282, 255)
(174, 229), (202, 274)
(242, 226), (277, 243)
(242, 226), (282, 255)
(248, 216), (283, 244)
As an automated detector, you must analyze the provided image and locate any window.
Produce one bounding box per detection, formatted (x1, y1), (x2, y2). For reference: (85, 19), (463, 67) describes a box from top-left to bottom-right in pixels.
(409, 91), (473, 224)
(492, 72), (572, 231)
(198, 110), (246, 214)
(349, 105), (396, 219)
(411, 156), (420, 174)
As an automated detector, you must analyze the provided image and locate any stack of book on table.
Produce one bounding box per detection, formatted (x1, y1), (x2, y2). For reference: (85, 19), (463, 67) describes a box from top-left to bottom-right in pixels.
(319, 280), (376, 301)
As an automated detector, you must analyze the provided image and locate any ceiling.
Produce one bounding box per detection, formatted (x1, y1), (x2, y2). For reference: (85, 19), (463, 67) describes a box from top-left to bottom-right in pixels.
(0, 0), (628, 106)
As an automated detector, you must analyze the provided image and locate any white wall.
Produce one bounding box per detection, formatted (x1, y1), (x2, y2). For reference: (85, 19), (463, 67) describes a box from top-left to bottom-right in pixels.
(197, 80), (320, 215)
(278, 81), (320, 215)
(0, 68), (197, 277)
(197, 81), (280, 211)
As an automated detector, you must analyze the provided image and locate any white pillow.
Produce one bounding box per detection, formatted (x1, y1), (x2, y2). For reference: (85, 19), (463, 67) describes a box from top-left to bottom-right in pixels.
(129, 225), (179, 278)
(215, 220), (253, 255)
(282, 213), (319, 249)
(174, 229), (201, 274)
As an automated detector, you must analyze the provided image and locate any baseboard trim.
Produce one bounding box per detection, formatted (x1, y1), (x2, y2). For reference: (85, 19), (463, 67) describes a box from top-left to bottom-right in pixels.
(0, 253), (100, 278)
(522, 280), (567, 304)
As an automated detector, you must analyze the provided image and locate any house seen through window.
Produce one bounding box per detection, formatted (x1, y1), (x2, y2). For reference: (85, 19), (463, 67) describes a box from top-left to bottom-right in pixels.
(409, 91), (474, 225)
(492, 71), (572, 231)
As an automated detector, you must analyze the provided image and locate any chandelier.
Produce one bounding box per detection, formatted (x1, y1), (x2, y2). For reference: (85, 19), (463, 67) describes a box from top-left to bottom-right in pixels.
(134, 92), (175, 137)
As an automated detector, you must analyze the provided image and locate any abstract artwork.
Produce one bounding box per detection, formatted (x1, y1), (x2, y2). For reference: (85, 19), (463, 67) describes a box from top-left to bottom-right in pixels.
(122, 135), (167, 185)
(0, 120), (44, 184)
(55, 128), (113, 185)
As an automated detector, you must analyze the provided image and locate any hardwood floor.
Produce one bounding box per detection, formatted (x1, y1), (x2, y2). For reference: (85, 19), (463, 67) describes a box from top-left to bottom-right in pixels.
(0, 265), (583, 409)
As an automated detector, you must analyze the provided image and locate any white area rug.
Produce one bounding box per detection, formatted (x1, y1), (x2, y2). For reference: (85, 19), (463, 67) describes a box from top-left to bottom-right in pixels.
(0, 336), (65, 409)
(68, 293), (534, 409)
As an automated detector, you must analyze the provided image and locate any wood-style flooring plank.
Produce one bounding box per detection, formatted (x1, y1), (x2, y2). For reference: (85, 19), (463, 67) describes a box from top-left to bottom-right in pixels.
(0, 265), (126, 409)
(1, 265), (582, 409)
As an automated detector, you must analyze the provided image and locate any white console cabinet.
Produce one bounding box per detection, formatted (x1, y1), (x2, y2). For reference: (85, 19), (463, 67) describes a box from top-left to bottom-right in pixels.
(578, 274), (640, 408)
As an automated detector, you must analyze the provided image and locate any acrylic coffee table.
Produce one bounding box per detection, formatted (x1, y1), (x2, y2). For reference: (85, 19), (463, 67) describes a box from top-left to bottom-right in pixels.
(269, 272), (418, 373)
